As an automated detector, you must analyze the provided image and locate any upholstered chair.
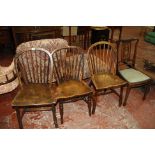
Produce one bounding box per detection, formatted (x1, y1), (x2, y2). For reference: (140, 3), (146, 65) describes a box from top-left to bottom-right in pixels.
(0, 61), (19, 94)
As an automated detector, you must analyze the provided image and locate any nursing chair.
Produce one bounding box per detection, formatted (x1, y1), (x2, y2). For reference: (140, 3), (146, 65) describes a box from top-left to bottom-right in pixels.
(87, 41), (126, 112)
(51, 46), (96, 124)
(12, 48), (58, 128)
(116, 38), (152, 106)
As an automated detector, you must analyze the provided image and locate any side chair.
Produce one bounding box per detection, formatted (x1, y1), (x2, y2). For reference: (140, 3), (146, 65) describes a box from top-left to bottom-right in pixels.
(12, 48), (58, 128)
(116, 38), (152, 106)
(87, 41), (126, 112)
(51, 46), (96, 124)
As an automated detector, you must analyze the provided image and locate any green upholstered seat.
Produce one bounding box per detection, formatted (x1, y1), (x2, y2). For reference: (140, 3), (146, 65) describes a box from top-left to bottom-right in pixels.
(119, 68), (150, 83)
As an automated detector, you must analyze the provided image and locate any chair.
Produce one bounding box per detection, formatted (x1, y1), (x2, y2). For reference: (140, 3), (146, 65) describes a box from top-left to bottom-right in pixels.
(12, 26), (62, 48)
(51, 46), (96, 124)
(12, 48), (58, 128)
(16, 38), (69, 82)
(116, 38), (152, 106)
(0, 61), (19, 95)
(87, 41), (126, 111)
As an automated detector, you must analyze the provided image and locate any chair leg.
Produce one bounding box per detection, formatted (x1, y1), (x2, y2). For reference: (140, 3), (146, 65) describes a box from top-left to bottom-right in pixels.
(92, 95), (97, 114)
(59, 103), (64, 124)
(51, 105), (58, 128)
(123, 86), (131, 106)
(119, 86), (124, 107)
(143, 84), (150, 100)
(15, 107), (23, 129)
(87, 96), (92, 116)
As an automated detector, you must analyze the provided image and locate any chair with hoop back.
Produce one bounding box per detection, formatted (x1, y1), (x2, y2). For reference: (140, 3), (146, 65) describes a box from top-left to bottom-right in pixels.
(51, 46), (96, 124)
(12, 48), (58, 128)
(116, 38), (152, 106)
(87, 41), (126, 112)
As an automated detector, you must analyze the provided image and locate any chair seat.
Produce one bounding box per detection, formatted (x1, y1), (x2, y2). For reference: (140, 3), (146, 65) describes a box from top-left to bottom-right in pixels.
(119, 68), (150, 83)
(92, 73), (126, 90)
(54, 80), (92, 100)
(12, 84), (56, 107)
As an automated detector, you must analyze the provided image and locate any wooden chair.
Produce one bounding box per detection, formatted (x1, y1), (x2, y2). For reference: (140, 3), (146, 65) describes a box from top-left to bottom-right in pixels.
(116, 38), (152, 106)
(51, 46), (96, 124)
(12, 48), (58, 128)
(12, 26), (62, 48)
(87, 41), (126, 111)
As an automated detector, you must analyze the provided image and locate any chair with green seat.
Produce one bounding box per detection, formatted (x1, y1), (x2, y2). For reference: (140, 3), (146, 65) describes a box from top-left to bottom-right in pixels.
(116, 38), (152, 106)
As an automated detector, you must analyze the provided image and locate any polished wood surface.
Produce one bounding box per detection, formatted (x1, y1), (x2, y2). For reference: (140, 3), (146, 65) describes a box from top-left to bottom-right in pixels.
(12, 48), (58, 128)
(52, 46), (96, 124)
(12, 26), (62, 47)
(88, 41), (126, 107)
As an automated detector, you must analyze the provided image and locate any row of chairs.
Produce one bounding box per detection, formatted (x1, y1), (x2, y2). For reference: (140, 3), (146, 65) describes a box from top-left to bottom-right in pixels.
(12, 38), (152, 128)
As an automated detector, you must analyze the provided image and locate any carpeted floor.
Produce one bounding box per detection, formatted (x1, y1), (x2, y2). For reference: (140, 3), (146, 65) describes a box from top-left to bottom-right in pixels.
(0, 26), (155, 129)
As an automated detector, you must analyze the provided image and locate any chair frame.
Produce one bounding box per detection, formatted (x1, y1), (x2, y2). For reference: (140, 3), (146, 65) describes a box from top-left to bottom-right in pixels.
(51, 46), (96, 124)
(116, 38), (152, 106)
(87, 41), (126, 110)
(12, 47), (58, 128)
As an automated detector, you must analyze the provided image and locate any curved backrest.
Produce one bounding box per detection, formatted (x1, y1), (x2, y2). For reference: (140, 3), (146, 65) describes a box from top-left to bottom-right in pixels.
(14, 48), (53, 85)
(51, 46), (84, 84)
(116, 38), (139, 68)
(87, 41), (117, 75)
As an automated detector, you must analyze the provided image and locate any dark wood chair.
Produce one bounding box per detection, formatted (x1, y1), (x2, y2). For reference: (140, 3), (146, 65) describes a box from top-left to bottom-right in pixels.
(116, 38), (152, 106)
(87, 41), (126, 112)
(12, 48), (58, 128)
(51, 46), (96, 124)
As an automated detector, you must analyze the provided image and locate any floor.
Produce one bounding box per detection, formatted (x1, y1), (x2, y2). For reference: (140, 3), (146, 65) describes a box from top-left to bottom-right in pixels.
(0, 26), (155, 129)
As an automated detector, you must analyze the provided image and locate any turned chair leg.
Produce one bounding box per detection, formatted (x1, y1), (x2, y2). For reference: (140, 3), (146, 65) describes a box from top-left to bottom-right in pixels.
(123, 86), (131, 106)
(86, 96), (91, 116)
(119, 86), (124, 107)
(15, 107), (23, 129)
(51, 104), (58, 128)
(59, 103), (64, 124)
(92, 95), (97, 114)
(143, 84), (150, 100)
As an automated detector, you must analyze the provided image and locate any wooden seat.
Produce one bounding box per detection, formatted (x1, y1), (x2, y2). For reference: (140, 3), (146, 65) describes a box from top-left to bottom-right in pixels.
(51, 46), (96, 124)
(12, 48), (58, 128)
(92, 73), (126, 90)
(87, 41), (126, 111)
(54, 80), (92, 99)
(116, 38), (152, 106)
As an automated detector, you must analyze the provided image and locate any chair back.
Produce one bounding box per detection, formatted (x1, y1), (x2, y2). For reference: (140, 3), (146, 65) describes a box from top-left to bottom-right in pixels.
(51, 46), (84, 84)
(116, 38), (139, 68)
(87, 41), (117, 75)
(14, 48), (53, 85)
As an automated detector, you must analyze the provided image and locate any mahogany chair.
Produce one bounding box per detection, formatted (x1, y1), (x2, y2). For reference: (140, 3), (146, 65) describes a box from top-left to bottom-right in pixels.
(51, 46), (96, 124)
(12, 48), (58, 128)
(87, 41), (126, 111)
(116, 38), (152, 106)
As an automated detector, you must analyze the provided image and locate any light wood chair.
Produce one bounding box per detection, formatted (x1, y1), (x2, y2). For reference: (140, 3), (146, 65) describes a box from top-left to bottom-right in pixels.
(87, 41), (126, 113)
